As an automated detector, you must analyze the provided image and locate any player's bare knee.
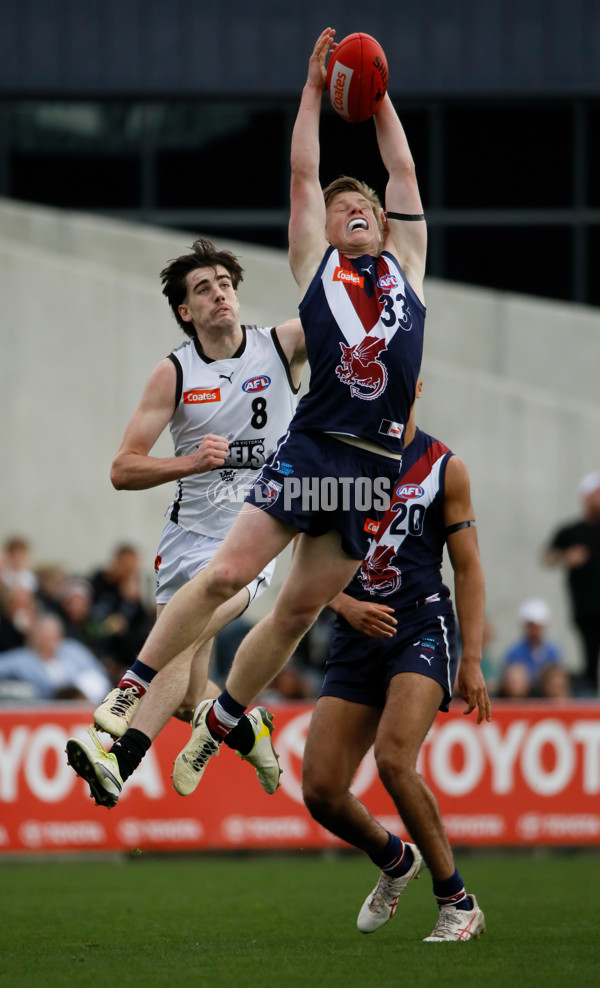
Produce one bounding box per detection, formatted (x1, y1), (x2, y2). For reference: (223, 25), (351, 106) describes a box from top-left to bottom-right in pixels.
(302, 776), (341, 822)
(273, 605), (320, 641)
(303, 789), (337, 824)
(375, 747), (415, 794)
(203, 563), (247, 603)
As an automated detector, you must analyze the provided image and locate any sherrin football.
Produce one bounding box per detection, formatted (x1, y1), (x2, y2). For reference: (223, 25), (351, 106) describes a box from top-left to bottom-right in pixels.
(326, 33), (388, 123)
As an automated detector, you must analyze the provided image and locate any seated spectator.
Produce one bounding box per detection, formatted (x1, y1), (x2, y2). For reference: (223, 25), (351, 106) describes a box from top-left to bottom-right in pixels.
(34, 562), (69, 616)
(57, 578), (102, 657)
(1, 535), (37, 593)
(538, 662), (572, 700)
(0, 612), (111, 703)
(479, 616), (500, 691)
(88, 544), (154, 677)
(264, 663), (316, 701)
(496, 661), (532, 699)
(498, 598), (563, 697)
(0, 584), (38, 652)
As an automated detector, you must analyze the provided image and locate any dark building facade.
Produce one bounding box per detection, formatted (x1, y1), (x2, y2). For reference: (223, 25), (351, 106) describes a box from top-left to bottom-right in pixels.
(2, 0), (600, 304)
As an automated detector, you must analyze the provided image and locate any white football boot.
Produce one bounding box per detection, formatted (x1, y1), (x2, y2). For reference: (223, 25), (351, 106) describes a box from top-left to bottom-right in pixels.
(357, 843), (424, 933)
(66, 727), (123, 809)
(172, 699), (220, 796)
(424, 894), (486, 941)
(93, 685), (142, 738)
(238, 706), (281, 795)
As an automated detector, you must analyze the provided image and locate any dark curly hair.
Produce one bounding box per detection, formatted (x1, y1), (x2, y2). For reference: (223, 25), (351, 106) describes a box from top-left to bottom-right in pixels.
(160, 238), (244, 336)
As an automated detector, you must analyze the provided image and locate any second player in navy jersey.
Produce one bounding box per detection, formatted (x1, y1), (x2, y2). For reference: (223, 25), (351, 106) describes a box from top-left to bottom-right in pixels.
(303, 382), (491, 942)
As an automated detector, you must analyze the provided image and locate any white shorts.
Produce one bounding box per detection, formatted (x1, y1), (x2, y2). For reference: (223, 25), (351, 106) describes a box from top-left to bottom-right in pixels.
(154, 519), (276, 606)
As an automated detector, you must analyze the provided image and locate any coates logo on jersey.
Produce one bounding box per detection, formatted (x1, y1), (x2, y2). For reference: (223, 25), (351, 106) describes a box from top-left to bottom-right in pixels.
(183, 388), (221, 404)
(395, 483), (424, 500)
(242, 375), (271, 393)
(363, 518), (381, 535)
(377, 273), (399, 293)
(333, 266), (364, 288)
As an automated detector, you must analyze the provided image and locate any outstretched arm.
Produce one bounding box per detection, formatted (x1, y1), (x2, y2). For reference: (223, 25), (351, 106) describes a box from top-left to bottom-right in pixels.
(110, 359), (229, 490)
(272, 317), (307, 390)
(288, 27), (335, 294)
(444, 455), (491, 724)
(374, 94), (427, 303)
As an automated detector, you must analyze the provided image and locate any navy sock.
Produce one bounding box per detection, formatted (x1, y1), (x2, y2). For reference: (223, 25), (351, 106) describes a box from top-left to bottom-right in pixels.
(370, 833), (414, 877)
(206, 690), (247, 741)
(432, 869), (472, 910)
(120, 659), (158, 692)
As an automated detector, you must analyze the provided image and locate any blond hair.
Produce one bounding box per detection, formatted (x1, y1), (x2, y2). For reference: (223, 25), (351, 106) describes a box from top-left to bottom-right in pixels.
(323, 176), (385, 236)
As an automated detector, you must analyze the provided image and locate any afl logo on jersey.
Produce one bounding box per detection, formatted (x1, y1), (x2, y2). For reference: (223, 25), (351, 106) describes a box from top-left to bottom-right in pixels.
(395, 483), (424, 499)
(242, 375), (271, 393)
(377, 273), (399, 293)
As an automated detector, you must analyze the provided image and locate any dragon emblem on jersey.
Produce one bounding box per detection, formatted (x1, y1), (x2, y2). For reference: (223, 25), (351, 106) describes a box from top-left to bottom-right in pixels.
(335, 335), (389, 401)
(358, 544), (402, 596)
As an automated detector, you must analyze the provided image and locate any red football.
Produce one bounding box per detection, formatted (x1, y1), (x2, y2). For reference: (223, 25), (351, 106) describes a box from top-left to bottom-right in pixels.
(326, 33), (388, 123)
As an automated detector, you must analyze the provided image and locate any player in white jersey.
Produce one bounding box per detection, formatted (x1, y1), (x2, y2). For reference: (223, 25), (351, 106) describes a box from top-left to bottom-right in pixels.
(65, 238), (306, 807)
(78, 26), (429, 802)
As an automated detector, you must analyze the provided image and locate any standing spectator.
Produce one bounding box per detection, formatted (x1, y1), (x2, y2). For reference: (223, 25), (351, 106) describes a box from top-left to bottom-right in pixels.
(543, 472), (600, 694)
(499, 599), (562, 697)
(88, 544), (154, 678)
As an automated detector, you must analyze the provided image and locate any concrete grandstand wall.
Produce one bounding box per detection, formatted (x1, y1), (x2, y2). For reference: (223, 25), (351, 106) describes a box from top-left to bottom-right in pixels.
(1, 198), (599, 670)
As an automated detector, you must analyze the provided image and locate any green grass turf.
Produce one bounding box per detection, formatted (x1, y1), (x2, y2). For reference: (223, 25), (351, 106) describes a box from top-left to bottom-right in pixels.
(0, 851), (598, 988)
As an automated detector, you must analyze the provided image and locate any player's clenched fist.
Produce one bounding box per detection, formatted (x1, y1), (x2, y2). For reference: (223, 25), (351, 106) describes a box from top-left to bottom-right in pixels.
(190, 434), (229, 472)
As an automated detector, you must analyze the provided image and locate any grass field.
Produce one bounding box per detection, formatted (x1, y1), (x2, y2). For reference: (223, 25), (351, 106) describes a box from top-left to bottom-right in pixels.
(0, 850), (597, 988)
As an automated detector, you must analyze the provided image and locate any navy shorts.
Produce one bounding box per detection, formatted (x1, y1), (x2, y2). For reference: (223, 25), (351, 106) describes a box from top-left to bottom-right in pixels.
(244, 430), (403, 560)
(320, 605), (459, 712)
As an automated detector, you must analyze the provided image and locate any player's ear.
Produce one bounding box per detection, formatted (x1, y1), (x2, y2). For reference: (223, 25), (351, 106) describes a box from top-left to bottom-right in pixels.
(178, 304), (193, 324)
(416, 378), (423, 399)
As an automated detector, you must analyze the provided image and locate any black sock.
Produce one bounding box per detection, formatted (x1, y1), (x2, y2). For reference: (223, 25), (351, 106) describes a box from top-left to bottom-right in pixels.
(111, 729), (152, 782)
(223, 714), (254, 755)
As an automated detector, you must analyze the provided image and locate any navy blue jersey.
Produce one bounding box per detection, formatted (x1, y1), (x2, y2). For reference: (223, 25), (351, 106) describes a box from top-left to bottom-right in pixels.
(347, 428), (453, 610)
(291, 247), (425, 455)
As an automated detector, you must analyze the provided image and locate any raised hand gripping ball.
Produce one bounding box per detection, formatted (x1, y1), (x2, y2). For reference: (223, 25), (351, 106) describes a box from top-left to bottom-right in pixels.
(326, 33), (388, 123)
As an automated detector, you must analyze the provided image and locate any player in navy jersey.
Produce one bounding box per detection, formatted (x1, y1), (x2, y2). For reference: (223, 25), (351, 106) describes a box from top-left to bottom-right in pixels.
(303, 384), (491, 942)
(86, 26), (430, 798)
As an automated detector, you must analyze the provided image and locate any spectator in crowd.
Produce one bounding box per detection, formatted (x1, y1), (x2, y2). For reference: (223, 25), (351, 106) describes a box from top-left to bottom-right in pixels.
(538, 662), (572, 701)
(34, 562), (69, 616)
(0, 584), (38, 653)
(497, 598), (562, 698)
(56, 578), (104, 660)
(496, 661), (532, 699)
(88, 544), (154, 677)
(0, 612), (111, 702)
(261, 663), (316, 702)
(543, 471), (600, 695)
(1, 535), (37, 593)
